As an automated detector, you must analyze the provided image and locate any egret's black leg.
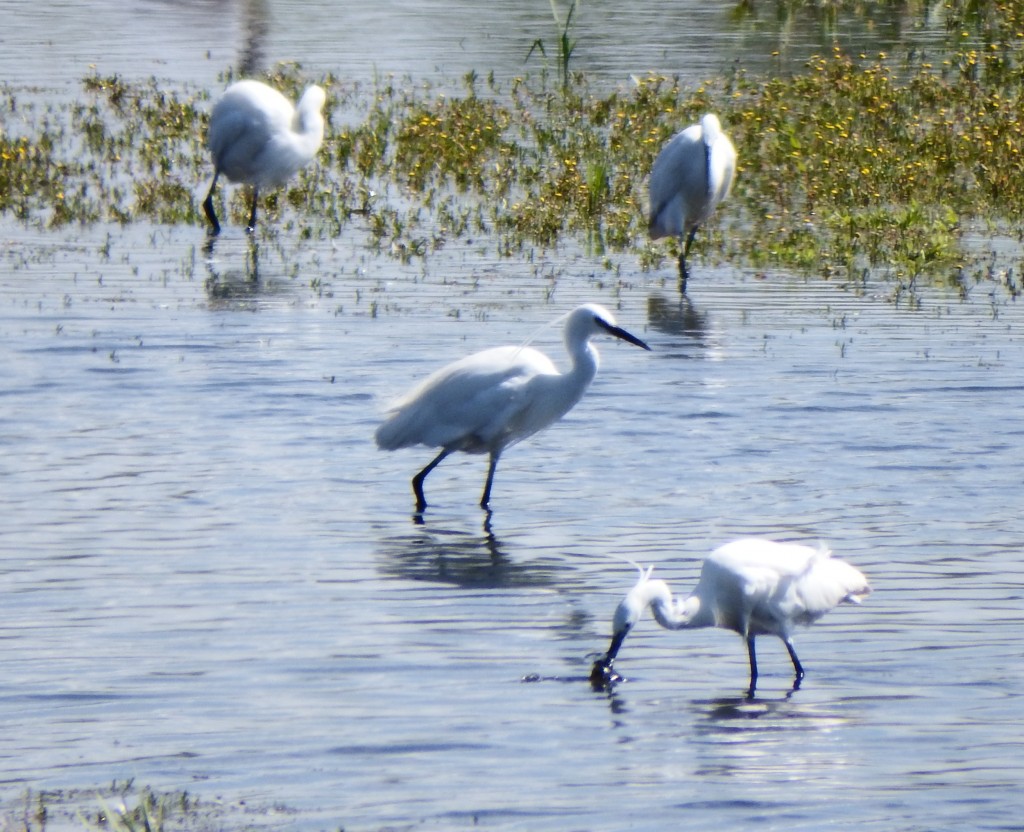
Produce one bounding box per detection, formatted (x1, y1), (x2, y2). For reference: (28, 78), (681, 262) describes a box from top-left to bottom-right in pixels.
(678, 226), (698, 292)
(479, 451), (501, 510)
(677, 252), (690, 293)
(412, 449), (450, 513)
(746, 636), (758, 699)
(203, 175), (221, 236)
(246, 187), (259, 233)
(683, 225), (699, 259)
(784, 638), (805, 690)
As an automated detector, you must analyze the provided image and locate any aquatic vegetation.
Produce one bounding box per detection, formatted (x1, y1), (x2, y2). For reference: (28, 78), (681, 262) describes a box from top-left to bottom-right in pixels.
(4, 780), (283, 832)
(0, 132), (64, 221)
(394, 79), (516, 194)
(4, 1), (1024, 292)
(527, 0), (581, 92)
(724, 43), (1024, 278)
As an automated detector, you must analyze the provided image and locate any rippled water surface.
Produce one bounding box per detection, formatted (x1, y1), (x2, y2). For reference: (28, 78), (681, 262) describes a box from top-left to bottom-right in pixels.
(3, 0), (955, 90)
(2, 220), (1023, 830)
(3, 1), (1024, 830)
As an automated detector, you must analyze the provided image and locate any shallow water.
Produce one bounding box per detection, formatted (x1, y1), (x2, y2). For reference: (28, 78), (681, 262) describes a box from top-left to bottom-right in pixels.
(3, 0), (954, 91)
(3, 1), (1024, 829)
(2, 218), (1023, 830)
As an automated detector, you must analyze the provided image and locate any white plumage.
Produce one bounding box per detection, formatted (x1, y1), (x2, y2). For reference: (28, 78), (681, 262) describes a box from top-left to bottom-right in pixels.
(203, 80), (326, 235)
(375, 304), (651, 513)
(592, 538), (870, 696)
(648, 113), (737, 288)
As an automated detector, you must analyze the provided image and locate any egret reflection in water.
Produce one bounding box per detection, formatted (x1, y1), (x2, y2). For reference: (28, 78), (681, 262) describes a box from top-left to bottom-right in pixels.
(237, 0), (271, 76)
(646, 292), (708, 340)
(376, 523), (563, 589)
(688, 695), (858, 784)
(203, 238), (264, 306)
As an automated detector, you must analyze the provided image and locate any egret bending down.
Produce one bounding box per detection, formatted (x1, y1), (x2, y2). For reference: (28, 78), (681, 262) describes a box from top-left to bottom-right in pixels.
(375, 304), (651, 513)
(648, 113), (737, 290)
(203, 80), (326, 235)
(591, 538), (870, 697)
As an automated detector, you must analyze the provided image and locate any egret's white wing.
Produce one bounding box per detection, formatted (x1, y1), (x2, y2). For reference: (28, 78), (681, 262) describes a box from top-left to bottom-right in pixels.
(648, 124), (705, 239)
(375, 346), (557, 451)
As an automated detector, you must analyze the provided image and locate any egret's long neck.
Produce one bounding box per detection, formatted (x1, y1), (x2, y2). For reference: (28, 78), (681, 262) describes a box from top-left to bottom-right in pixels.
(565, 336), (600, 391)
(645, 581), (706, 631)
(293, 89), (326, 154)
(296, 108), (323, 142)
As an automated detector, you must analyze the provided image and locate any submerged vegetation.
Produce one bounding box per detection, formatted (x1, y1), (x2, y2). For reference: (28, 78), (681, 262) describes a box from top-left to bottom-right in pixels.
(3, 1), (1024, 292)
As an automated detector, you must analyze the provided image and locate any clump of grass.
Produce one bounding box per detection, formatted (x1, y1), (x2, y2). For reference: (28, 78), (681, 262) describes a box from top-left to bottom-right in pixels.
(393, 80), (516, 193)
(0, 132), (66, 221)
(4, 780), (289, 832)
(85, 785), (183, 832)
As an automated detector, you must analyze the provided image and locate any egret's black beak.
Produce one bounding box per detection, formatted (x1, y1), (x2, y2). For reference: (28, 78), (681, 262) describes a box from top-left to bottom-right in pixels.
(598, 319), (651, 351)
(589, 627), (629, 689)
(604, 628), (629, 663)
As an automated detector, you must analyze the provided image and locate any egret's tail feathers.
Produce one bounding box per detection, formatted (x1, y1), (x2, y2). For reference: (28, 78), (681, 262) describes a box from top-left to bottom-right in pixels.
(797, 554), (871, 618)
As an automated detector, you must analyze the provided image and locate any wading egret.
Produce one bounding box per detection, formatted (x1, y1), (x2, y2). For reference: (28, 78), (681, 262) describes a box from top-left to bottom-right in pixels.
(375, 304), (651, 513)
(203, 80), (326, 235)
(590, 538), (870, 696)
(648, 113), (737, 290)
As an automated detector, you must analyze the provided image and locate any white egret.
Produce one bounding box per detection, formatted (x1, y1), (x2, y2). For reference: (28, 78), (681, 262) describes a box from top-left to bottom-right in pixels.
(648, 113), (737, 289)
(203, 80), (326, 235)
(375, 304), (651, 513)
(591, 538), (870, 696)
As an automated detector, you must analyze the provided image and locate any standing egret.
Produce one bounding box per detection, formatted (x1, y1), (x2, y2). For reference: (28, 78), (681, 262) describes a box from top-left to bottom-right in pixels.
(648, 113), (737, 290)
(590, 538), (870, 696)
(375, 303), (651, 513)
(203, 79), (326, 235)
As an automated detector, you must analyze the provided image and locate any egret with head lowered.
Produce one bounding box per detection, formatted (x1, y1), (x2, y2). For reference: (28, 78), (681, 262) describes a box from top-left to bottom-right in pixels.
(591, 538), (870, 697)
(203, 79), (326, 235)
(375, 304), (651, 513)
(648, 113), (737, 290)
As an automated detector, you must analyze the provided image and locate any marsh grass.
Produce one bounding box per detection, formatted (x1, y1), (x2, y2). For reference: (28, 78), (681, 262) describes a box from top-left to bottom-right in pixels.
(3, 1), (1024, 293)
(527, 0), (581, 92)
